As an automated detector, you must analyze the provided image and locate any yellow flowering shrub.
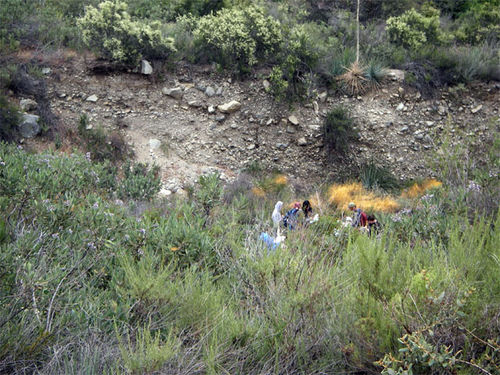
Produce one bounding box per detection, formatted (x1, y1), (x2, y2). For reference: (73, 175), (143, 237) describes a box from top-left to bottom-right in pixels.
(402, 179), (442, 199)
(328, 182), (400, 213)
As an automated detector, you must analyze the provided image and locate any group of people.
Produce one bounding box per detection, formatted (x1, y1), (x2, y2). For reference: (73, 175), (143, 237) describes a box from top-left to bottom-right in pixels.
(261, 200), (381, 250)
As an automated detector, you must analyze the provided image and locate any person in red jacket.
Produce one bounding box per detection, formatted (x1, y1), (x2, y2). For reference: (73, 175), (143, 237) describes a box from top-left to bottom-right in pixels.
(348, 202), (367, 228)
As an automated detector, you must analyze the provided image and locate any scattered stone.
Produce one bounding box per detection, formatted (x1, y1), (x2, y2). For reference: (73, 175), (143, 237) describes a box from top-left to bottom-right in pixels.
(141, 60), (153, 75)
(208, 105), (216, 113)
(205, 86), (216, 97)
(424, 135), (433, 144)
(396, 103), (405, 111)
(288, 115), (299, 125)
(266, 118), (274, 126)
(313, 101), (319, 114)
(41, 67), (51, 75)
(286, 126), (296, 134)
(216, 87), (223, 96)
(19, 98), (37, 111)
(400, 126), (409, 133)
(438, 105), (447, 115)
(149, 138), (161, 150)
(297, 137), (307, 146)
(218, 100), (241, 114)
(471, 104), (483, 114)
(247, 144), (255, 150)
(19, 114), (40, 138)
(263, 80), (270, 90)
(215, 114), (226, 122)
(86, 94), (98, 102)
(230, 123), (238, 129)
(162, 87), (183, 99)
(425, 121), (435, 127)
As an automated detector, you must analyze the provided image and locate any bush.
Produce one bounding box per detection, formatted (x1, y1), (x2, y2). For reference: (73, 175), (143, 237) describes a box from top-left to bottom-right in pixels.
(0, 94), (21, 142)
(323, 106), (359, 154)
(386, 5), (448, 50)
(193, 5), (282, 72)
(77, 0), (176, 65)
(360, 162), (400, 191)
(454, 2), (500, 44)
(453, 43), (500, 82)
(118, 161), (161, 201)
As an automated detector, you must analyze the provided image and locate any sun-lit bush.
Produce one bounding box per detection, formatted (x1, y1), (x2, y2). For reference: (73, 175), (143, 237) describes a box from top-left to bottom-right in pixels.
(402, 178), (443, 199)
(328, 182), (400, 213)
(77, 0), (175, 64)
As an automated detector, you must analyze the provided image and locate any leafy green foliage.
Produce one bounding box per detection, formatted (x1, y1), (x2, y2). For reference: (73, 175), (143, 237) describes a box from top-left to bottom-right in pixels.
(386, 5), (448, 50)
(454, 1), (500, 44)
(77, 0), (176, 65)
(118, 161), (161, 201)
(193, 5), (282, 71)
(0, 94), (21, 142)
(323, 106), (359, 154)
(360, 162), (400, 191)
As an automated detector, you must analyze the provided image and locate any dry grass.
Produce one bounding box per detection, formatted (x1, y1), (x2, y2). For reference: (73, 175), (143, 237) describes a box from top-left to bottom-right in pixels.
(328, 182), (400, 213)
(402, 179), (443, 199)
(272, 174), (288, 186)
(337, 61), (368, 95)
(251, 187), (266, 198)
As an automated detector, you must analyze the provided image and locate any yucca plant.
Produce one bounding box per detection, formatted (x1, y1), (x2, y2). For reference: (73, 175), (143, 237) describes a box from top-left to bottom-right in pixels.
(337, 61), (368, 95)
(364, 60), (388, 89)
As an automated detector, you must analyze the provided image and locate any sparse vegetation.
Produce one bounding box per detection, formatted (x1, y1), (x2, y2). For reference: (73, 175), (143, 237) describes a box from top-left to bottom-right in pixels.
(323, 105), (359, 154)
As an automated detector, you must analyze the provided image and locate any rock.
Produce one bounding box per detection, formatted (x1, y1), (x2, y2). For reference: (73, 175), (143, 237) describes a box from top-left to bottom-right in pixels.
(141, 60), (153, 75)
(438, 105), (447, 115)
(86, 94), (98, 102)
(471, 104), (483, 114)
(313, 101), (319, 114)
(218, 100), (241, 114)
(208, 105), (216, 113)
(41, 67), (51, 75)
(188, 100), (202, 108)
(158, 188), (172, 197)
(297, 137), (307, 146)
(162, 87), (183, 99)
(262, 80), (270, 90)
(19, 98), (37, 111)
(396, 103), (405, 111)
(205, 86), (216, 97)
(149, 139), (161, 150)
(318, 91), (328, 103)
(288, 115), (299, 125)
(424, 135), (433, 144)
(247, 144), (255, 150)
(286, 126), (296, 134)
(387, 69), (405, 81)
(215, 114), (226, 122)
(19, 114), (40, 138)
(216, 87), (223, 96)
(276, 143), (288, 150)
(400, 126), (409, 133)
(425, 121), (435, 127)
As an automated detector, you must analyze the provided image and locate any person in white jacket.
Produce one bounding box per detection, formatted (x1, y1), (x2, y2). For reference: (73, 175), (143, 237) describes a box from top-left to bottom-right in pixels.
(272, 201), (283, 236)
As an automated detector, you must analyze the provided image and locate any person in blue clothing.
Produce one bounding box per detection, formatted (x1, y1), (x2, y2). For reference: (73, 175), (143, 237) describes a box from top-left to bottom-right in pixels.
(283, 202), (301, 230)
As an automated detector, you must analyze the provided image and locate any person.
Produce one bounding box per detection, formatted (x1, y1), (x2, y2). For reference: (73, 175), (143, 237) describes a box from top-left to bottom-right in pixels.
(367, 215), (381, 236)
(302, 200), (312, 219)
(272, 201), (283, 236)
(283, 202), (301, 230)
(348, 202), (367, 228)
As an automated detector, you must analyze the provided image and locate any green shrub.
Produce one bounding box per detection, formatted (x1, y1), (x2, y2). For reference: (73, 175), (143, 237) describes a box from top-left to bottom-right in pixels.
(323, 106), (359, 154)
(454, 2), (500, 44)
(360, 162), (400, 191)
(118, 161), (161, 201)
(0, 94), (21, 142)
(386, 5), (448, 50)
(77, 0), (176, 65)
(193, 5), (282, 71)
(453, 43), (500, 82)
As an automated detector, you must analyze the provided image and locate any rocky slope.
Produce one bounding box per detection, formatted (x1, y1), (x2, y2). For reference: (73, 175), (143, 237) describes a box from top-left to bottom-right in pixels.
(17, 55), (500, 193)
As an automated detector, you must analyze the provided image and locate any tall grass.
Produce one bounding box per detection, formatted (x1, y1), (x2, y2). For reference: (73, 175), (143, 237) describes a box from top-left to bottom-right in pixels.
(0, 142), (498, 374)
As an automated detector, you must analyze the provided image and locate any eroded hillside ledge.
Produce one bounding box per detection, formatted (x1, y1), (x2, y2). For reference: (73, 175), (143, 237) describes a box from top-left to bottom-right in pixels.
(19, 56), (500, 191)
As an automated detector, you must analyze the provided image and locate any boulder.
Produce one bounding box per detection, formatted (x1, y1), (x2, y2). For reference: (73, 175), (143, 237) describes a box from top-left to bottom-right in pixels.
(162, 87), (183, 99)
(288, 115), (299, 125)
(149, 138), (161, 150)
(19, 114), (40, 138)
(141, 60), (153, 75)
(386, 69), (405, 81)
(205, 86), (216, 97)
(20, 98), (37, 112)
(218, 100), (241, 114)
(297, 137), (307, 146)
